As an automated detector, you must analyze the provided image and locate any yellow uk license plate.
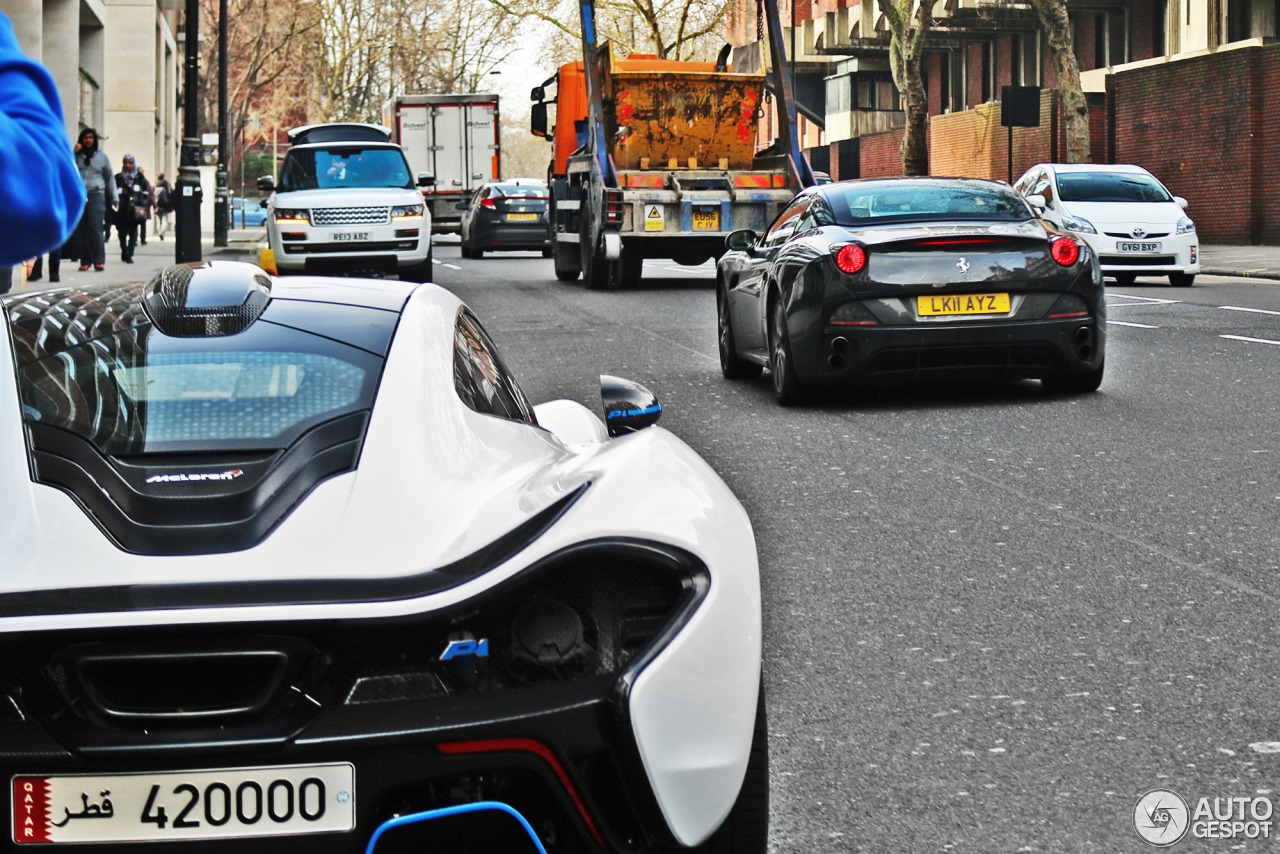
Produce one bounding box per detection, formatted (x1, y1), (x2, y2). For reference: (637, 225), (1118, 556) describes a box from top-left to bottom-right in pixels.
(917, 293), (1011, 316)
(505, 213), (538, 222)
(692, 210), (719, 232)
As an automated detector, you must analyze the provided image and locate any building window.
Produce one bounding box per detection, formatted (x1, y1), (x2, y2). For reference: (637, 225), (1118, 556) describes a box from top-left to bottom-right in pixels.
(981, 41), (995, 103)
(940, 50), (967, 112)
(78, 70), (98, 130)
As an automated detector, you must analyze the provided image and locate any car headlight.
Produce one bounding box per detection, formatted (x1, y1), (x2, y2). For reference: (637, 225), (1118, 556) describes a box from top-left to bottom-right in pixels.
(1176, 217), (1196, 234)
(1061, 214), (1097, 235)
(390, 204), (424, 220)
(274, 208), (310, 224)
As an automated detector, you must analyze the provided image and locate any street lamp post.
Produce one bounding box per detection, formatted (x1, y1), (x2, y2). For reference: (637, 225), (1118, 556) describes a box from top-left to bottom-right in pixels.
(174, 0), (202, 262)
(213, 0), (229, 246)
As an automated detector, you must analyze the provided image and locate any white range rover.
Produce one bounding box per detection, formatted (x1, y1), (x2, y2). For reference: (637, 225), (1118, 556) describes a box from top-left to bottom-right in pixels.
(262, 123), (435, 281)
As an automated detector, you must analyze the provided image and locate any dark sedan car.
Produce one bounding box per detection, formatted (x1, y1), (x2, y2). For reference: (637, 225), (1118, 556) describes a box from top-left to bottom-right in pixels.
(460, 182), (552, 258)
(716, 177), (1106, 404)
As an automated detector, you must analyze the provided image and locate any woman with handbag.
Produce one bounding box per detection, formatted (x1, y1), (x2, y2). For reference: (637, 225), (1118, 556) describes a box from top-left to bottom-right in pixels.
(113, 153), (149, 264)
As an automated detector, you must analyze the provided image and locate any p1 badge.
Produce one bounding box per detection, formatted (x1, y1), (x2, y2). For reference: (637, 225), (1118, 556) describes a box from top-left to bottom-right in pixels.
(1134, 789), (1189, 847)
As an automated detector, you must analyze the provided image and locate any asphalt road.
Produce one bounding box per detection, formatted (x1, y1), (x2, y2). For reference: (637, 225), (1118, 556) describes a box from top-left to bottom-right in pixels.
(429, 240), (1280, 853)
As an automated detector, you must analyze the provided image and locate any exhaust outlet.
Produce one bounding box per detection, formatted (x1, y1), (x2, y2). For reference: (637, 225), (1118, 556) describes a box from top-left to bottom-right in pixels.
(831, 336), (850, 354)
(828, 354), (845, 369)
(1075, 326), (1093, 343)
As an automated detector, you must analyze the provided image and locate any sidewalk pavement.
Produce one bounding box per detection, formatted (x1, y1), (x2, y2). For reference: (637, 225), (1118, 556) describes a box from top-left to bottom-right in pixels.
(17, 227), (263, 294)
(1199, 245), (1280, 281)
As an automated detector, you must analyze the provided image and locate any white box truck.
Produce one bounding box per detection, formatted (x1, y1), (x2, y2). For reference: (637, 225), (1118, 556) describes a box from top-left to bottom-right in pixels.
(385, 93), (500, 234)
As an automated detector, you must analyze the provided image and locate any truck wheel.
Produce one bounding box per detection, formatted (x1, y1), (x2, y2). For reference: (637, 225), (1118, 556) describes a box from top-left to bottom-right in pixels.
(553, 242), (580, 283)
(582, 235), (620, 290)
(620, 246), (644, 288)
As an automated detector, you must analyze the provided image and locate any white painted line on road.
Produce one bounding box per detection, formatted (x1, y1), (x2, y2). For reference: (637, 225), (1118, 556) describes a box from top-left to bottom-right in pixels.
(1221, 334), (1280, 347)
(1107, 320), (1160, 328)
(1220, 305), (1280, 317)
(435, 261), (461, 270)
(1106, 293), (1182, 306)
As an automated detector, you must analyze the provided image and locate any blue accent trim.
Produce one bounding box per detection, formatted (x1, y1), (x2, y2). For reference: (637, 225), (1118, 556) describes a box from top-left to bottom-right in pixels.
(681, 201), (693, 232)
(365, 802), (549, 854)
(606, 403), (662, 419)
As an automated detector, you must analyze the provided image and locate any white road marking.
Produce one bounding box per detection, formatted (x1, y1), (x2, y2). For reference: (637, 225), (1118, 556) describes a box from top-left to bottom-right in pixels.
(439, 262), (461, 270)
(1220, 305), (1280, 317)
(1221, 334), (1280, 347)
(1106, 293), (1182, 306)
(1107, 320), (1159, 328)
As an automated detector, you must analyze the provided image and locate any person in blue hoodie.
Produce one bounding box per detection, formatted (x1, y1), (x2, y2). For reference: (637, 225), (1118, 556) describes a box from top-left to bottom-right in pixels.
(0, 11), (84, 292)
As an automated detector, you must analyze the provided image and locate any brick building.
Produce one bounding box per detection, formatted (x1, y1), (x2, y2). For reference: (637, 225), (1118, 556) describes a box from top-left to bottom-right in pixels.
(727, 0), (1280, 243)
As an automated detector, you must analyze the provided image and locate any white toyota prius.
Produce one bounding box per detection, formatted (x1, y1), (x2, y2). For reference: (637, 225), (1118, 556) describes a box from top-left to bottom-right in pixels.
(1014, 163), (1199, 287)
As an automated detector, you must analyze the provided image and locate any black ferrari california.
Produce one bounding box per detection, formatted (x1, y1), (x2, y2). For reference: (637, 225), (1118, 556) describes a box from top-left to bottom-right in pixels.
(716, 177), (1106, 404)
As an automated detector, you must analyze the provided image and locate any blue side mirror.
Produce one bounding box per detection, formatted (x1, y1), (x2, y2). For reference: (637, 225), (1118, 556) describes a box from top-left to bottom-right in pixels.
(601, 375), (662, 437)
(366, 802), (547, 854)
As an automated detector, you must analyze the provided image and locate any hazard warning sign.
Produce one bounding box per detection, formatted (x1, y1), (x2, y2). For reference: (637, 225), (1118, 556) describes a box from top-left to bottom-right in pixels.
(644, 204), (664, 232)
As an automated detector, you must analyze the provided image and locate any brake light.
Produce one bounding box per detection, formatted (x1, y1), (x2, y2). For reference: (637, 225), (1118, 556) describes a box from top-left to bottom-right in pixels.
(1050, 236), (1080, 266)
(834, 244), (867, 274)
(480, 198), (496, 210)
(604, 188), (625, 226)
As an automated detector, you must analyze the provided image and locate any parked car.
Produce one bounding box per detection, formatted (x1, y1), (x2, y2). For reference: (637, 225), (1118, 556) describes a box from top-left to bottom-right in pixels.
(1014, 163), (1199, 286)
(460, 182), (552, 259)
(0, 261), (765, 854)
(717, 177), (1105, 404)
(230, 196), (267, 228)
(260, 123), (435, 281)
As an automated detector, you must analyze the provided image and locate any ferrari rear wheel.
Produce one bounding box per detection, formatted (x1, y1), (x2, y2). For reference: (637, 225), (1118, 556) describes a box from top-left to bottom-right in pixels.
(719, 284), (761, 380)
(769, 297), (806, 405)
(668, 681), (768, 854)
(1043, 360), (1104, 394)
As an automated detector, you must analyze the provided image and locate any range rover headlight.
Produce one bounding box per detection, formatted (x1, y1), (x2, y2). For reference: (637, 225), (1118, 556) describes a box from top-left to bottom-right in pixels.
(1176, 217), (1196, 234)
(1061, 214), (1097, 235)
(390, 204), (424, 220)
(274, 208), (310, 224)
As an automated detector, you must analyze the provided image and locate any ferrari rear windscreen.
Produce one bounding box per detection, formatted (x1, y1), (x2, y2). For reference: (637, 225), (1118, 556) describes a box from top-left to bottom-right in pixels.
(826, 182), (1032, 226)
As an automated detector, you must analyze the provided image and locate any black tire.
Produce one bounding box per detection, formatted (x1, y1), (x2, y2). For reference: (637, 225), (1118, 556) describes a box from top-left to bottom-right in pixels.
(668, 682), (768, 854)
(769, 296), (806, 405)
(460, 241), (472, 259)
(1043, 360), (1104, 394)
(1169, 272), (1195, 287)
(553, 241), (580, 283)
(472, 247), (485, 259)
(1111, 273), (1136, 286)
(541, 247), (554, 258)
(718, 283), (762, 380)
(401, 246), (433, 283)
(582, 231), (621, 290)
(620, 245), (644, 288)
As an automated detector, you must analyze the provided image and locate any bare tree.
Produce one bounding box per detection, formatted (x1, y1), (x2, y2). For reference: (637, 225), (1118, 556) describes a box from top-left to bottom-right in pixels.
(878, 0), (938, 176)
(490, 0), (731, 61)
(1027, 0), (1090, 162)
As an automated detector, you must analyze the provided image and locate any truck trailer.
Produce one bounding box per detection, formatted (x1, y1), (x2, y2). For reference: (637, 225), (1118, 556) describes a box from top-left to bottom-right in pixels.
(385, 93), (500, 234)
(530, 0), (813, 289)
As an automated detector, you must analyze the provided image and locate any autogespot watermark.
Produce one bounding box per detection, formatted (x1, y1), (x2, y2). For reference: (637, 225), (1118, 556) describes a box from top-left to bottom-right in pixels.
(1134, 789), (1277, 846)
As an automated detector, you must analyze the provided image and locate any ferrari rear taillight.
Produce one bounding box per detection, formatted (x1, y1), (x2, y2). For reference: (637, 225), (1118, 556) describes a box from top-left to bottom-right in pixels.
(604, 188), (625, 226)
(1050, 236), (1080, 266)
(834, 244), (867, 274)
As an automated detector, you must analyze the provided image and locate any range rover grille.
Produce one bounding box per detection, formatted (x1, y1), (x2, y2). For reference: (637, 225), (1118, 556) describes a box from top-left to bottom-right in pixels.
(311, 207), (389, 226)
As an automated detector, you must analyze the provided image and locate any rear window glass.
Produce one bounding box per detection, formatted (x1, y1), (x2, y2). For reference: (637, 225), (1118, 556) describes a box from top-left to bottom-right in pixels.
(825, 182), (1031, 226)
(1054, 172), (1172, 203)
(8, 288), (384, 455)
(491, 185), (548, 199)
(279, 146), (413, 191)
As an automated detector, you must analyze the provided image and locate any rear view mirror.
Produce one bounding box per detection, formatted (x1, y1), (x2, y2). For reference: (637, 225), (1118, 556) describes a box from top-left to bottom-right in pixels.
(256, 175), (275, 193)
(417, 172), (435, 188)
(1025, 193), (1047, 209)
(366, 802), (547, 854)
(725, 229), (758, 252)
(1174, 195), (1188, 209)
(601, 375), (662, 437)
(531, 102), (549, 139)
(530, 85), (545, 102)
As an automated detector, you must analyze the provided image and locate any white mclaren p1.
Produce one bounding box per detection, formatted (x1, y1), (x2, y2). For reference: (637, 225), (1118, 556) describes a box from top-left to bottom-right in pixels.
(0, 262), (764, 854)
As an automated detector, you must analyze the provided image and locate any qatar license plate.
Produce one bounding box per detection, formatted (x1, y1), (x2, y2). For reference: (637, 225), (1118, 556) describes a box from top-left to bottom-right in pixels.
(505, 213), (538, 222)
(917, 293), (1011, 316)
(692, 210), (719, 232)
(332, 232), (370, 241)
(13, 764), (355, 844)
(1116, 241), (1160, 252)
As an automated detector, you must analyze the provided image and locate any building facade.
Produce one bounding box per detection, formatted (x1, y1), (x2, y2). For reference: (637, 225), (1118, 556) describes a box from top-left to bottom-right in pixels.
(1, 0), (180, 186)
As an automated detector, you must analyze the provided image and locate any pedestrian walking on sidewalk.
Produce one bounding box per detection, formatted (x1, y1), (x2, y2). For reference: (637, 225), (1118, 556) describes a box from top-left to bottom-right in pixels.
(0, 10), (85, 291)
(72, 127), (115, 272)
(113, 154), (149, 264)
(153, 172), (172, 240)
(28, 250), (59, 283)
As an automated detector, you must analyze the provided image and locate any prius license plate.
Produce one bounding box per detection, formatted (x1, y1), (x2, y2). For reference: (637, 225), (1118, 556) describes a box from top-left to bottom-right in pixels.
(13, 764), (355, 844)
(1116, 241), (1160, 252)
(692, 210), (719, 232)
(332, 232), (370, 241)
(917, 293), (1011, 316)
